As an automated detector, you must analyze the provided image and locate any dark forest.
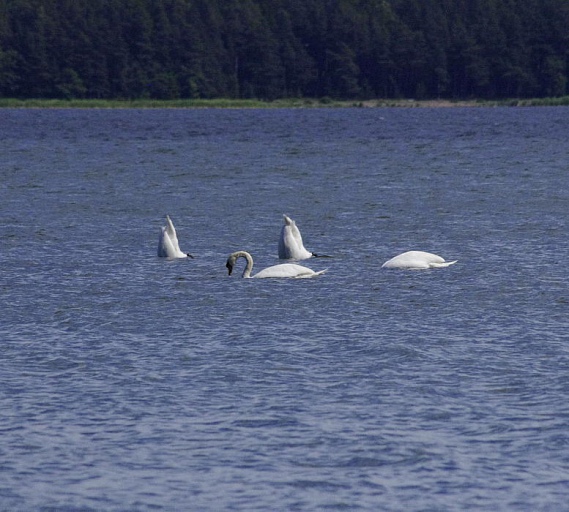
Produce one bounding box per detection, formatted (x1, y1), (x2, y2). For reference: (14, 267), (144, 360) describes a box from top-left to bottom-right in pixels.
(1, 0), (568, 101)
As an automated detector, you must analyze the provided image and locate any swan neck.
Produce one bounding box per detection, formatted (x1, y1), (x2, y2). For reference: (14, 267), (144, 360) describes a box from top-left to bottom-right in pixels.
(236, 251), (254, 278)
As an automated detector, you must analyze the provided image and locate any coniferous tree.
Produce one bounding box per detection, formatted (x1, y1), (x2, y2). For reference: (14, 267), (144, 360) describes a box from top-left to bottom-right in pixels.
(0, 0), (568, 100)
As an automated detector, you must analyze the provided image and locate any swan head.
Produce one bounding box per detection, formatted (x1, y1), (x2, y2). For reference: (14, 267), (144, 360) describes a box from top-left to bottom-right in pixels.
(226, 254), (238, 275)
(226, 251), (253, 278)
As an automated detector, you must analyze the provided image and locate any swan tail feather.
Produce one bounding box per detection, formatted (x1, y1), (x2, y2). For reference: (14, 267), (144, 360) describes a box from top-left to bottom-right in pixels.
(430, 260), (457, 268)
(296, 268), (327, 278)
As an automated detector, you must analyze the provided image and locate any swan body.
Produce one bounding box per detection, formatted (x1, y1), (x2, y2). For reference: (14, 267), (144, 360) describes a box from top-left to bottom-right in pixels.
(226, 251), (327, 279)
(278, 214), (315, 260)
(382, 250), (457, 270)
(157, 215), (192, 258)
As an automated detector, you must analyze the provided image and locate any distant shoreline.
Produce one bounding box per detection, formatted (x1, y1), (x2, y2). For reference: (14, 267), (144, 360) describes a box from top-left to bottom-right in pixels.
(1, 97), (568, 109)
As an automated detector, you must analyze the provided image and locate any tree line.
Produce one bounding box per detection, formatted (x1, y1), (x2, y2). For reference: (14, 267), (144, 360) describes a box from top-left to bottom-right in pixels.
(0, 0), (568, 101)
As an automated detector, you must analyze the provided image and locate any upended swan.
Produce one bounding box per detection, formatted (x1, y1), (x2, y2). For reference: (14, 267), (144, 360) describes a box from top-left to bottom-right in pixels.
(226, 251), (327, 279)
(278, 214), (317, 260)
(382, 250), (457, 270)
(157, 215), (193, 259)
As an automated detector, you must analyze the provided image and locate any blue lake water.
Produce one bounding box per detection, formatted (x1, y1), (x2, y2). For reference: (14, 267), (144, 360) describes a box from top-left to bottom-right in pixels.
(1, 107), (568, 511)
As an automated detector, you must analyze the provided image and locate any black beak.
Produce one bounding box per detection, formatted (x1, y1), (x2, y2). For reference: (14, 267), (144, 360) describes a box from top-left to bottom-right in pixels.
(187, 253), (194, 258)
(226, 262), (233, 275)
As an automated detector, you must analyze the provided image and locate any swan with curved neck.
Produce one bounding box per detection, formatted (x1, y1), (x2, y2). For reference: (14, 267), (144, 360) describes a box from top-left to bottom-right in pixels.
(226, 251), (327, 279)
(157, 215), (193, 259)
(278, 214), (319, 260)
(382, 250), (456, 270)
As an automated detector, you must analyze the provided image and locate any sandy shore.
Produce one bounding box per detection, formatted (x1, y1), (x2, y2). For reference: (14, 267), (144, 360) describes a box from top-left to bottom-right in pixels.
(363, 99), (488, 108)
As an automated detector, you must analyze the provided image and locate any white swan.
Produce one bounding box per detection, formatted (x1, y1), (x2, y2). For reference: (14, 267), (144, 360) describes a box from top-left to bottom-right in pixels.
(226, 251), (327, 279)
(157, 215), (193, 258)
(382, 250), (457, 270)
(278, 214), (316, 260)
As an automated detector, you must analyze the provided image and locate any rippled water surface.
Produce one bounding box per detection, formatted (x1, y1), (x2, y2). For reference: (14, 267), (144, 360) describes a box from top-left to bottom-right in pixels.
(1, 107), (568, 511)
